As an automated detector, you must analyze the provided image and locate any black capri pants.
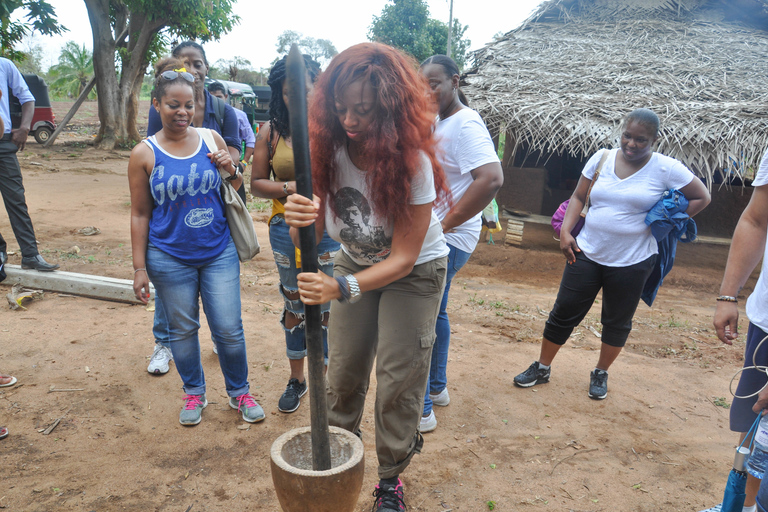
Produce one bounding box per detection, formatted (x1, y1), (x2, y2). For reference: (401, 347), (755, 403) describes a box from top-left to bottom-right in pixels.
(543, 251), (657, 348)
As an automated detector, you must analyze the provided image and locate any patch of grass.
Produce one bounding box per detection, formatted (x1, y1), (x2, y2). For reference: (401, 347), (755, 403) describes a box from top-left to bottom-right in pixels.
(487, 501), (496, 511)
(660, 315), (689, 328)
(247, 198), (272, 212)
(713, 397), (730, 409)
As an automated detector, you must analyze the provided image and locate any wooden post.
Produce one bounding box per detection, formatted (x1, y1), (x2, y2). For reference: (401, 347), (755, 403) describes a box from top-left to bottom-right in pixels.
(286, 45), (332, 471)
(43, 76), (96, 147)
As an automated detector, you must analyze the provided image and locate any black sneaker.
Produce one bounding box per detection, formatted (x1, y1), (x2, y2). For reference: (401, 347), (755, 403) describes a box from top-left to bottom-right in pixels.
(513, 361), (551, 388)
(588, 369), (608, 400)
(278, 378), (307, 413)
(371, 479), (406, 512)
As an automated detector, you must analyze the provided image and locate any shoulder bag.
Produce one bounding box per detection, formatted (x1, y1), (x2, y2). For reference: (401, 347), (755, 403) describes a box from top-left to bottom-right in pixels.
(551, 149), (610, 240)
(199, 128), (260, 262)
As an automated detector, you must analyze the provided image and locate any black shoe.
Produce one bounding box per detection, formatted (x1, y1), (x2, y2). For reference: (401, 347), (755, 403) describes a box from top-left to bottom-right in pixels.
(372, 479), (406, 512)
(513, 361), (551, 388)
(277, 378), (307, 413)
(588, 369), (608, 400)
(21, 254), (59, 271)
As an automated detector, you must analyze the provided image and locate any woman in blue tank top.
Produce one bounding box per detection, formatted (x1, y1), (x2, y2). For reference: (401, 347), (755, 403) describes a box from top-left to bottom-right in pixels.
(128, 57), (264, 427)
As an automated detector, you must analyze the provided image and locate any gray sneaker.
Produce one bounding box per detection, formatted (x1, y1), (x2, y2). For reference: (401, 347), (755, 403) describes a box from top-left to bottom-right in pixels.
(513, 361), (550, 388)
(229, 394), (265, 423)
(179, 394), (207, 425)
(588, 369), (608, 400)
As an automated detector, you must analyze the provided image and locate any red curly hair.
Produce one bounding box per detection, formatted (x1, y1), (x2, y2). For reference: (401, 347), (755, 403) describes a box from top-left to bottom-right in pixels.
(309, 42), (449, 225)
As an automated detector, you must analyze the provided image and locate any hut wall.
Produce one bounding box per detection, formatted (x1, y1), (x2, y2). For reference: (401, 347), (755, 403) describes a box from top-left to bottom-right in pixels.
(695, 187), (752, 238)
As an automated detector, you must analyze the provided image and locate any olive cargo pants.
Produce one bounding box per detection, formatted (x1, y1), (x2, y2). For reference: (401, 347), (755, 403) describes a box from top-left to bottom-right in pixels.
(327, 250), (447, 479)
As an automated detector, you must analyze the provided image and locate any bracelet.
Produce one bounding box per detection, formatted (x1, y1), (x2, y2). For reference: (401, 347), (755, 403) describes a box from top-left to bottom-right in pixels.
(134, 268), (147, 274)
(283, 182), (290, 196)
(716, 295), (738, 303)
(335, 276), (351, 302)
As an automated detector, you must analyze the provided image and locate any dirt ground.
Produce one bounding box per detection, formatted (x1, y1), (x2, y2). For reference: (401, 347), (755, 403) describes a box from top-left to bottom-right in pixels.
(0, 101), (761, 511)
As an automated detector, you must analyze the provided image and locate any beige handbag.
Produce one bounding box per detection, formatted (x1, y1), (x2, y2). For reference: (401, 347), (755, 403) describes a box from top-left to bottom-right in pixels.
(198, 128), (260, 262)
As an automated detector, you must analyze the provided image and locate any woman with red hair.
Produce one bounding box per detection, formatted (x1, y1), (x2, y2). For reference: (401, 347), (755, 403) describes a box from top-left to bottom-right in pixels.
(285, 42), (449, 512)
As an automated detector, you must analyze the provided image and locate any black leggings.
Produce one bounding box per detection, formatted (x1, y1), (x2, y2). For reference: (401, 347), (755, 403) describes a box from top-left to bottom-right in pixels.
(543, 251), (657, 348)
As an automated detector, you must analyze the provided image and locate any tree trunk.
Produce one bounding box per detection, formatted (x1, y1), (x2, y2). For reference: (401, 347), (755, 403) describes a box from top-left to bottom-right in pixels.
(83, 0), (164, 149)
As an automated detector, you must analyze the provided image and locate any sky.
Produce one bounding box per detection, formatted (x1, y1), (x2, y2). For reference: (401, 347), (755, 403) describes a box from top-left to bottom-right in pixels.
(25, 0), (544, 71)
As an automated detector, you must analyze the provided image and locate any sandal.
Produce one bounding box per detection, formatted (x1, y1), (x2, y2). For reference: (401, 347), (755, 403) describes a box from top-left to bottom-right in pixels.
(0, 375), (17, 387)
(0, 427), (8, 439)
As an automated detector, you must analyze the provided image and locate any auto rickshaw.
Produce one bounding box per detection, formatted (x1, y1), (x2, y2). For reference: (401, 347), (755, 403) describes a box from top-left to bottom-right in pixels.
(9, 74), (56, 144)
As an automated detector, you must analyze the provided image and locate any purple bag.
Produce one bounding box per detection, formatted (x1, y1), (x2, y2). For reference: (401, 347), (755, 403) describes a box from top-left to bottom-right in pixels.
(551, 200), (585, 240)
(551, 149), (610, 240)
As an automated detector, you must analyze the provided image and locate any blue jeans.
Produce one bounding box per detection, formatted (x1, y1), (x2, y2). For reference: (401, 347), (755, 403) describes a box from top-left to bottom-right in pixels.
(423, 244), (472, 416)
(146, 239), (249, 397)
(269, 215), (339, 362)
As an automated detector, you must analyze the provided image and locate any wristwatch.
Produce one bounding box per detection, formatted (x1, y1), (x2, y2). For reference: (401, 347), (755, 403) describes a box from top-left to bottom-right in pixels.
(225, 166), (241, 182)
(283, 182), (290, 196)
(345, 275), (361, 303)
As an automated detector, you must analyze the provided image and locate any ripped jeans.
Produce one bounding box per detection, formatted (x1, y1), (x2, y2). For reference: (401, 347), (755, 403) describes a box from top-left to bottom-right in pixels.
(269, 215), (339, 363)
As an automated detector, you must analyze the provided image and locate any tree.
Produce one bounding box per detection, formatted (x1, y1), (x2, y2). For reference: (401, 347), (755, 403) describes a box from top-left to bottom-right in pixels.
(425, 18), (471, 69)
(368, 0), (470, 68)
(82, 0), (239, 149)
(213, 56), (253, 82)
(16, 35), (44, 74)
(48, 41), (94, 98)
(275, 30), (337, 66)
(0, 0), (67, 62)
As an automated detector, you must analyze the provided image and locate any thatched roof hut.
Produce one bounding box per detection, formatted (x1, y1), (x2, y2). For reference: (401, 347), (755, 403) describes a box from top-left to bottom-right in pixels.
(463, 0), (768, 189)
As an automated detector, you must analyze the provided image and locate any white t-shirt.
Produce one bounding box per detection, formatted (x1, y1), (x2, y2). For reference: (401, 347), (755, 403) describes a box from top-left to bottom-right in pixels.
(324, 146), (448, 267)
(745, 149), (768, 331)
(433, 109), (501, 254)
(576, 148), (695, 266)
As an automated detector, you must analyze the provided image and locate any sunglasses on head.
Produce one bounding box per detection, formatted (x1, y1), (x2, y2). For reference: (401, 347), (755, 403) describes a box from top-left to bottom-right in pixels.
(160, 70), (195, 83)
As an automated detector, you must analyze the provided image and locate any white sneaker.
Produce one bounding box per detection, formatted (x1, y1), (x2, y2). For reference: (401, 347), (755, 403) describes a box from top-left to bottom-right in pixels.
(147, 344), (173, 374)
(419, 411), (437, 433)
(212, 344), (218, 355)
(429, 388), (450, 406)
(698, 504), (722, 512)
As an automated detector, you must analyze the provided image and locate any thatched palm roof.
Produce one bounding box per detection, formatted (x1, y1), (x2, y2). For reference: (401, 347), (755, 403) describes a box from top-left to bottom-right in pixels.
(463, 0), (768, 186)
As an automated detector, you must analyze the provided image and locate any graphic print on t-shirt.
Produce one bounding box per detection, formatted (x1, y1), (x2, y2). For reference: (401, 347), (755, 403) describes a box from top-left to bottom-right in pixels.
(150, 162), (220, 229)
(333, 187), (391, 262)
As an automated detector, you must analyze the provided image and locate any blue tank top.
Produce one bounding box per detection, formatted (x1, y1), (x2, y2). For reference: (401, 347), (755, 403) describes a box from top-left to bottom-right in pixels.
(144, 131), (230, 265)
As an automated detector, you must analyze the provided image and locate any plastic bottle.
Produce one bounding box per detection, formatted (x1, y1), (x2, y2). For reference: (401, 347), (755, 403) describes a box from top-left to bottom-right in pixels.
(748, 414), (768, 478)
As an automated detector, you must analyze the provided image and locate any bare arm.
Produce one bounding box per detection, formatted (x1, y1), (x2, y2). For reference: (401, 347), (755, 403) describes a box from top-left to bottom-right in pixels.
(679, 178), (711, 218)
(13, 100), (33, 150)
(128, 143), (155, 304)
(559, 175), (592, 263)
(295, 202), (434, 305)
(713, 185), (768, 344)
(250, 123), (296, 199)
(441, 162), (503, 233)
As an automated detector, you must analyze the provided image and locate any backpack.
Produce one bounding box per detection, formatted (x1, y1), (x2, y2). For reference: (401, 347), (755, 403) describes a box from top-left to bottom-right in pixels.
(210, 94), (227, 129)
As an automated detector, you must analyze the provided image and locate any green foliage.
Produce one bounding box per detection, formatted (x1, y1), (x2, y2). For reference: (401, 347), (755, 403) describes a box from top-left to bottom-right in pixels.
(713, 397), (730, 409)
(275, 30), (338, 66)
(48, 41), (94, 98)
(0, 0), (67, 62)
(368, 0), (470, 68)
